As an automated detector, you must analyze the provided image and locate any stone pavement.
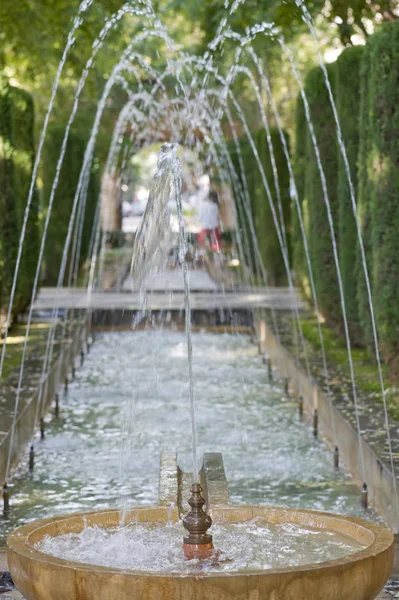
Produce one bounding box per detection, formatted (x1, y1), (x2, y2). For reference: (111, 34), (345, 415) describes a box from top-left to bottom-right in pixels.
(266, 312), (399, 530)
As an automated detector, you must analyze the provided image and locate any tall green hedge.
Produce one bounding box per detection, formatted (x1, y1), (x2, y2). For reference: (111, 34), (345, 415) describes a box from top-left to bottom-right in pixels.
(11, 86), (39, 314)
(303, 64), (340, 325)
(357, 21), (399, 367)
(356, 40), (374, 350)
(42, 126), (99, 285)
(257, 129), (291, 285)
(292, 94), (307, 285)
(229, 137), (257, 275)
(335, 46), (364, 342)
(0, 73), (18, 326)
(230, 128), (291, 285)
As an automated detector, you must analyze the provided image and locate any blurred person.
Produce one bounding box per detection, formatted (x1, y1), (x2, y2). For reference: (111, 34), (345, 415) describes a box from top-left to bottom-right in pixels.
(197, 189), (221, 252)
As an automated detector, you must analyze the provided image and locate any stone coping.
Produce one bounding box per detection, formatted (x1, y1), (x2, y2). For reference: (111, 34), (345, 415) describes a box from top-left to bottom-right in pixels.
(0, 312), (90, 483)
(7, 506), (393, 600)
(255, 314), (399, 532)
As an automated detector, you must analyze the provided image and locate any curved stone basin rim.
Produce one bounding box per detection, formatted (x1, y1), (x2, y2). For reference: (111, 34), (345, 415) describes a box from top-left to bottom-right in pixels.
(7, 505), (393, 578)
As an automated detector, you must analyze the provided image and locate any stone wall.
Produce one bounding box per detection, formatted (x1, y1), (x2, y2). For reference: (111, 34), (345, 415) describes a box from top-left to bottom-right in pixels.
(255, 315), (399, 533)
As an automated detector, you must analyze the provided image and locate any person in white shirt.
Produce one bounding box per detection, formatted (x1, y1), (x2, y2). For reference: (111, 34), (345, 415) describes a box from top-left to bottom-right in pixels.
(197, 190), (221, 252)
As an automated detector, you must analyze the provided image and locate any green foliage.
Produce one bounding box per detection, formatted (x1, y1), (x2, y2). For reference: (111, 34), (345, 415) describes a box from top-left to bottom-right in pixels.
(41, 125), (99, 285)
(11, 86), (40, 314)
(228, 140), (256, 276)
(0, 77), (38, 325)
(230, 128), (291, 285)
(356, 41), (374, 349)
(335, 45), (364, 341)
(292, 94), (307, 285)
(162, 0), (398, 48)
(0, 72), (18, 323)
(357, 21), (399, 367)
(303, 64), (340, 325)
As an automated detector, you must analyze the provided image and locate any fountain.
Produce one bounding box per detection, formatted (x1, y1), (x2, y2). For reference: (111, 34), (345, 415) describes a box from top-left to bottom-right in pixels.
(6, 144), (394, 599)
(1, 0), (397, 595)
(6, 462), (394, 600)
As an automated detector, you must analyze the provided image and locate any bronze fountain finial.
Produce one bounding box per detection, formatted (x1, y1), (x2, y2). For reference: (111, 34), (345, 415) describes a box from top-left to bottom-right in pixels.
(182, 483), (213, 559)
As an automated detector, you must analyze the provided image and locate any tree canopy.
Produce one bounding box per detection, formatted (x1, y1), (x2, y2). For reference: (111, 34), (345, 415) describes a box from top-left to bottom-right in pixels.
(1, 0), (397, 149)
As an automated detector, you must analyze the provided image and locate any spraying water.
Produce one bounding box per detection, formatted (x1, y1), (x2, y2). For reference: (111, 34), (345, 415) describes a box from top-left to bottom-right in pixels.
(130, 143), (199, 482)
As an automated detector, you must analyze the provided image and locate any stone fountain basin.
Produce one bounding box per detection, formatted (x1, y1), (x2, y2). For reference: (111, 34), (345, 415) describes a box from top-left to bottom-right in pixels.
(7, 505), (393, 600)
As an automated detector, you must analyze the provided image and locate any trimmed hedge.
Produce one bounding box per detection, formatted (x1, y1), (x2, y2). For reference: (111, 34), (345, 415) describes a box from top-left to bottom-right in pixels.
(356, 40), (374, 349)
(256, 129), (291, 285)
(0, 73), (18, 325)
(229, 137), (257, 275)
(42, 126), (99, 285)
(335, 46), (364, 342)
(0, 75), (39, 328)
(292, 94), (307, 284)
(230, 128), (291, 285)
(358, 21), (399, 367)
(303, 64), (340, 325)
(291, 22), (399, 371)
(11, 86), (40, 314)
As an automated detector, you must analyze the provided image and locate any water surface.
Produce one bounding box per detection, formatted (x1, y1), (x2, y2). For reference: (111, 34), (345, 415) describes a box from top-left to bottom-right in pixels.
(37, 518), (365, 572)
(1, 330), (375, 541)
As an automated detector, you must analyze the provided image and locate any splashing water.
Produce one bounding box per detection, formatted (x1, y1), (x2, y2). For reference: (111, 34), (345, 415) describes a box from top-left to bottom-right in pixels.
(130, 143), (178, 286)
(130, 143), (199, 482)
(35, 518), (365, 573)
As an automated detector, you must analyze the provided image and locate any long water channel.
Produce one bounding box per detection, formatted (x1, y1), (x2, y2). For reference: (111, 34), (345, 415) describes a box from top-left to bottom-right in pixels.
(0, 329), (377, 542)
